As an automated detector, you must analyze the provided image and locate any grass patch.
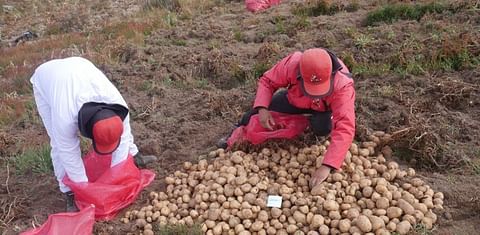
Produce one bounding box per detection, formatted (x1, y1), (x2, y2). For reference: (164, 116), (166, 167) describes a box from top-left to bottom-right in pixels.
(272, 16), (287, 34)
(352, 63), (391, 78)
(144, 0), (182, 12)
(348, 28), (479, 78)
(101, 21), (154, 44)
(172, 39), (187, 46)
(154, 223), (203, 235)
(354, 33), (375, 49)
(233, 28), (244, 42)
(291, 15), (311, 30)
(14, 144), (53, 175)
(413, 223), (435, 235)
(292, 0), (341, 16)
(292, 0), (359, 16)
(0, 96), (40, 127)
(253, 62), (271, 79)
(143, 0), (225, 19)
(365, 3), (449, 26)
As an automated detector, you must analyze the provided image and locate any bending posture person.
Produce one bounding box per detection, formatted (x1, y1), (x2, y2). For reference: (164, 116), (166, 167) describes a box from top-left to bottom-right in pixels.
(219, 48), (355, 189)
(30, 57), (156, 212)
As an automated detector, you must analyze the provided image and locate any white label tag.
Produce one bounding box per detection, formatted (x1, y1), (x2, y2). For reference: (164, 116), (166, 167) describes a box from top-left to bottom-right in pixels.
(266, 195), (282, 208)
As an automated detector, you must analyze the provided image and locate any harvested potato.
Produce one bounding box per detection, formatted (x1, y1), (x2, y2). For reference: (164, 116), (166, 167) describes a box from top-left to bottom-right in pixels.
(396, 221), (412, 234)
(355, 215), (372, 233)
(125, 139), (443, 235)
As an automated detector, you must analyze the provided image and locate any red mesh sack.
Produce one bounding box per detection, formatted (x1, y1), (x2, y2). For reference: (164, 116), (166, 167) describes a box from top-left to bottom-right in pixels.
(63, 151), (155, 220)
(227, 111), (309, 146)
(245, 0), (281, 12)
(20, 205), (95, 235)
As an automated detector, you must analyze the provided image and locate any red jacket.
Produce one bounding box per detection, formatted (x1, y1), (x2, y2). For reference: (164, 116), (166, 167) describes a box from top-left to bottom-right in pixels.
(253, 51), (355, 169)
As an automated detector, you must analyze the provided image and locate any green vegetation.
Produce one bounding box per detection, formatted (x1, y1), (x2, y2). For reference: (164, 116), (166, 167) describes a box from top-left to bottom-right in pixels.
(253, 62), (271, 79)
(352, 63), (391, 77)
(14, 144), (53, 174)
(292, 0), (359, 16)
(272, 16), (287, 34)
(347, 27), (479, 78)
(154, 223), (203, 235)
(233, 28), (244, 42)
(413, 223), (435, 235)
(365, 3), (449, 26)
(292, 15), (311, 30)
(172, 39), (187, 46)
(144, 0), (181, 12)
(0, 97), (40, 127)
(292, 0), (341, 16)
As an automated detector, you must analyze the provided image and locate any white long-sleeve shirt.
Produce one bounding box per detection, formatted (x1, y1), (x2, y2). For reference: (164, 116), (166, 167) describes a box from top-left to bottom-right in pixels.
(30, 57), (138, 192)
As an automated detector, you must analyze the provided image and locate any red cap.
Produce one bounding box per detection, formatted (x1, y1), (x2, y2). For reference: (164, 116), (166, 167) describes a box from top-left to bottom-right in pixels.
(299, 48), (333, 98)
(92, 116), (123, 154)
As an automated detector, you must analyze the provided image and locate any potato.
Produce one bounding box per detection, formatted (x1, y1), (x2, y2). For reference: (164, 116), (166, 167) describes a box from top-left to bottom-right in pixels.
(310, 214), (324, 229)
(311, 185), (324, 196)
(363, 186), (374, 198)
(251, 221), (264, 232)
(323, 200), (339, 211)
(368, 215), (385, 231)
(386, 221), (396, 231)
(264, 227), (277, 235)
(293, 211), (307, 224)
(354, 215), (372, 233)
(241, 209), (253, 219)
(299, 205), (309, 214)
(421, 217), (433, 229)
(282, 224), (296, 233)
(375, 228), (390, 235)
(376, 197), (389, 209)
(135, 219), (147, 228)
(434, 192), (444, 200)
(395, 221), (411, 234)
(346, 208), (360, 220)
(386, 207), (402, 219)
(413, 202), (428, 214)
(338, 219), (351, 232)
(143, 229), (154, 235)
(271, 208), (282, 218)
(319, 224), (329, 235)
(397, 199), (415, 215)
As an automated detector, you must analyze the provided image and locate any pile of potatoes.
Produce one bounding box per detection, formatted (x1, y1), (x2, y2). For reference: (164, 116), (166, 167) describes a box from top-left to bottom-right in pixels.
(123, 131), (444, 235)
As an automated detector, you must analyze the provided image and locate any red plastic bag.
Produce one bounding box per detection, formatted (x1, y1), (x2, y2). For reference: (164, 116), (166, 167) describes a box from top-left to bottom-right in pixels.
(245, 0), (281, 12)
(227, 111), (309, 146)
(20, 205), (95, 235)
(63, 151), (155, 220)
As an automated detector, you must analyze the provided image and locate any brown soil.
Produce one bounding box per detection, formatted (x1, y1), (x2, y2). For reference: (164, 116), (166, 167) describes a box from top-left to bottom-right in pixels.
(1, 0), (479, 234)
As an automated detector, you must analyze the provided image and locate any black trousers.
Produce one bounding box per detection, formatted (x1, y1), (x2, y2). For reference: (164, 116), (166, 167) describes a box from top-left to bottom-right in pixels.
(238, 90), (332, 136)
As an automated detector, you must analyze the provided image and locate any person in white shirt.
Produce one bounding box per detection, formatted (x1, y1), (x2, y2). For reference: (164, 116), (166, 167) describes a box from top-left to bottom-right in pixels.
(30, 57), (156, 212)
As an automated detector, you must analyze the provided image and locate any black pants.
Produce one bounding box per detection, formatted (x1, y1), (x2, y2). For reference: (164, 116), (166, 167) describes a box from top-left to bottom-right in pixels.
(238, 90), (332, 136)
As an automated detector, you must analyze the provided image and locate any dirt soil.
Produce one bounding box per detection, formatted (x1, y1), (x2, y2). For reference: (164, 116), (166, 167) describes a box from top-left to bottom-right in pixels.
(1, 0), (479, 234)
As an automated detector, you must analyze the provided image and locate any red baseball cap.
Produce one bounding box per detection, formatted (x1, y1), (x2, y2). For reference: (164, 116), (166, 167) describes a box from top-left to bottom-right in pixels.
(92, 114), (123, 155)
(299, 48), (334, 98)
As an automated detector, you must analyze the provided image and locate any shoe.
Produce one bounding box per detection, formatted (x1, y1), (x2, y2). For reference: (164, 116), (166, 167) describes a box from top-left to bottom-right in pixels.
(65, 191), (79, 212)
(216, 137), (228, 149)
(134, 153), (157, 169)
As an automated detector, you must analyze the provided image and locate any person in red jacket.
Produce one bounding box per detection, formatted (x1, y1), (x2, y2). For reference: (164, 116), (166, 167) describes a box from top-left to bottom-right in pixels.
(219, 48), (355, 189)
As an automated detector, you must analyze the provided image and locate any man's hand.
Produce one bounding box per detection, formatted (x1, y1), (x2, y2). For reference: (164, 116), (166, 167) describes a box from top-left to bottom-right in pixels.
(258, 108), (276, 130)
(309, 165), (332, 189)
